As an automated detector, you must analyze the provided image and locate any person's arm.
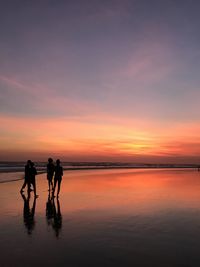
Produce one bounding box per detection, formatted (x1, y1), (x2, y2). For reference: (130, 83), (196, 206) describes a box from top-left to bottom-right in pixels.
(47, 164), (49, 174)
(25, 165), (28, 177)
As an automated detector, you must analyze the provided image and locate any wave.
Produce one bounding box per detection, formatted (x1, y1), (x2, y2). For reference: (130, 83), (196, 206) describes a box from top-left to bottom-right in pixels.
(0, 162), (198, 184)
(0, 161), (198, 171)
(0, 171), (25, 184)
(0, 177), (24, 184)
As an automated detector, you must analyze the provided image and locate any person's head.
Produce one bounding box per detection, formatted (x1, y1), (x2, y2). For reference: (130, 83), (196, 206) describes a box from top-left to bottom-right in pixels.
(56, 159), (60, 165)
(30, 161), (34, 167)
(27, 160), (32, 165)
(48, 158), (53, 163)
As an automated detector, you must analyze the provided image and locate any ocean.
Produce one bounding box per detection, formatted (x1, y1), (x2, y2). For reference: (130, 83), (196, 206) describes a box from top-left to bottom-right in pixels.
(0, 161), (198, 183)
(1, 168), (200, 266)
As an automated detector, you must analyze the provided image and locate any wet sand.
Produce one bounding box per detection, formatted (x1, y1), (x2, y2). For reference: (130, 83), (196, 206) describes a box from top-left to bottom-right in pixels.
(1, 168), (200, 266)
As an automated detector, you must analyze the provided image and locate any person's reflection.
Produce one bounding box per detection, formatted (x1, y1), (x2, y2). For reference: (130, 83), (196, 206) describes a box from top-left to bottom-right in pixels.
(21, 193), (36, 235)
(46, 192), (54, 225)
(52, 197), (62, 238)
(46, 193), (62, 238)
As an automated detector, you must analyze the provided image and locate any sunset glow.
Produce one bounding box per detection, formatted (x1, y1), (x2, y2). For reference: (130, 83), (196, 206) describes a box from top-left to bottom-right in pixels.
(0, 1), (200, 162)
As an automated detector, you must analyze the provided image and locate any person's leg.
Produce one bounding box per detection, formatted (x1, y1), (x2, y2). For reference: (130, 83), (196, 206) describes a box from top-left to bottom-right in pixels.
(48, 179), (50, 191)
(49, 176), (54, 191)
(50, 178), (53, 190)
(27, 183), (31, 198)
(57, 180), (61, 196)
(53, 179), (57, 196)
(32, 179), (36, 196)
(27, 180), (31, 195)
(20, 180), (27, 192)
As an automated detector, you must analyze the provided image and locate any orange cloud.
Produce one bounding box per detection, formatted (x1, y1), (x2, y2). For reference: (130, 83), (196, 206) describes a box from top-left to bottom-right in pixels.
(0, 114), (200, 162)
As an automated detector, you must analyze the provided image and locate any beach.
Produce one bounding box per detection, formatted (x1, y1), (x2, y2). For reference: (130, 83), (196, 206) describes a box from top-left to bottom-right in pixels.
(1, 168), (200, 266)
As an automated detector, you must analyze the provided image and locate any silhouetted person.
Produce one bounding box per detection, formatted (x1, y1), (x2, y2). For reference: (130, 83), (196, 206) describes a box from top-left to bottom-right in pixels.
(21, 193), (36, 235)
(52, 197), (62, 238)
(53, 159), (63, 197)
(47, 158), (55, 191)
(30, 161), (38, 197)
(20, 160), (32, 194)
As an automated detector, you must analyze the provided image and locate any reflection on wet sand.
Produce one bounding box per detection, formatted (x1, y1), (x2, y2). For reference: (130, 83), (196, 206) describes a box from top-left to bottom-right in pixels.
(2, 169), (200, 266)
(21, 193), (36, 235)
(46, 193), (62, 238)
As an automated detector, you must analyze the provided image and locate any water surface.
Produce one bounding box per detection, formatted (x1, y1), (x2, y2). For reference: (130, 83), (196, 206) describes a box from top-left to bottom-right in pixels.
(1, 168), (200, 266)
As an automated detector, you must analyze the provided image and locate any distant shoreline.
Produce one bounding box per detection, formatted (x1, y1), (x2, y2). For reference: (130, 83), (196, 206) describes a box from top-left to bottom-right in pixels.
(0, 165), (199, 174)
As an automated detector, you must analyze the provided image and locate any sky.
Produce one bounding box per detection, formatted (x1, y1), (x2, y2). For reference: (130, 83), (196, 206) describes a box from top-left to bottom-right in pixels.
(0, 0), (200, 163)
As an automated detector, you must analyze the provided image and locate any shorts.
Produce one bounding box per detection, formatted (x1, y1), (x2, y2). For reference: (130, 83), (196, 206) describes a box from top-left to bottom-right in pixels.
(54, 176), (62, 182)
